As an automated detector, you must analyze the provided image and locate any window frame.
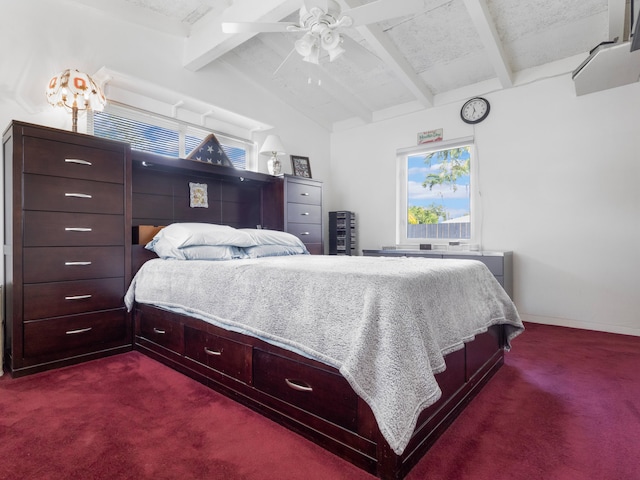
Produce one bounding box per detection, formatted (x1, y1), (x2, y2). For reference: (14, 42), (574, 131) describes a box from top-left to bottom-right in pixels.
(396, 136), (480, 246)
(90, 102), (257, 170)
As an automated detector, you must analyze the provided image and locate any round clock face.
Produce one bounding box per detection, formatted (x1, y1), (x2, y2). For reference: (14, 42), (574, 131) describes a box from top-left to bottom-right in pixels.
(461, 97), (490, 124)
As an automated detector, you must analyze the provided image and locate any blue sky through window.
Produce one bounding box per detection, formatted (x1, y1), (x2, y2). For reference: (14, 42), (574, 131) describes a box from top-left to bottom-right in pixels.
(407, 148), (471, 223)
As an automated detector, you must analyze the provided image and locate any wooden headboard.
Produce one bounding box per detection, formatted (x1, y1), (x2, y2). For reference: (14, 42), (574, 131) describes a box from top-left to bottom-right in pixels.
(130, 150), (284, 273)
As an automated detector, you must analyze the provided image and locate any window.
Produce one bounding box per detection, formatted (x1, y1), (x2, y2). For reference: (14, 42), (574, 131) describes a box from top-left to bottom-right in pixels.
(396, 137), (478, 245)
(91, 105), (254, 169)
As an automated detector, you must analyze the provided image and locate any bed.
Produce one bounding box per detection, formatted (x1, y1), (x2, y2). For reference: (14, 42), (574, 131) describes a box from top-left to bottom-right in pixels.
(127, 152), (524, 480)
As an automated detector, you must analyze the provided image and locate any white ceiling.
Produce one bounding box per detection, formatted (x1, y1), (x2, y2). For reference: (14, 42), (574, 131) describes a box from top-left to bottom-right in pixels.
(66, 0), (632, 130)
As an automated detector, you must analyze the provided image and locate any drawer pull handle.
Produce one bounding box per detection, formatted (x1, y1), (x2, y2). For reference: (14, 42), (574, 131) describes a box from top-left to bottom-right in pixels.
(153, 328), (166, 335)
(66, 327), (92, 335)
(65, 294), (92, 301)
(300, 192), (310, 196)
(204, 347), (222, 356)
(65, 158), (92, 166)
(65, 227), (93, 232)
(301, 212), (310, 216)
(65, 261), (92, 266)
(285, 378), (313, 392)
(300, 232), (310, 236)
(65, 193), (93, 199)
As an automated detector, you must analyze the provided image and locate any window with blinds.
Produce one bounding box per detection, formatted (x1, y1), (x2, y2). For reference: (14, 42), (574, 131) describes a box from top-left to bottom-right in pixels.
(92, 107), (252, 169)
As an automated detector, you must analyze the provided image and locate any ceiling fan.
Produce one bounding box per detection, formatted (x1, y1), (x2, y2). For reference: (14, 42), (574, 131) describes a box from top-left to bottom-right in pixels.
(222, 0), (424, 64)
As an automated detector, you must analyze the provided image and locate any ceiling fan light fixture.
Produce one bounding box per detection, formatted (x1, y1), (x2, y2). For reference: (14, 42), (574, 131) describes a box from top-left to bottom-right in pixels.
(320, 27), (340, 50)
(303, 43), (320, 64)
(295, 33), (316, 56)
(335, 15), (353, 28)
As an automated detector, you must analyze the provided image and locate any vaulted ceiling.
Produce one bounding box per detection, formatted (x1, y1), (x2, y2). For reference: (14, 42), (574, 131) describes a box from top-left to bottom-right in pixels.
(68, 0), (632, 130)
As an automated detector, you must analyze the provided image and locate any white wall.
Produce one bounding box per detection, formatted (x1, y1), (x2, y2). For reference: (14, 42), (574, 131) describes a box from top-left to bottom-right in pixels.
(330, 75), (640, 337)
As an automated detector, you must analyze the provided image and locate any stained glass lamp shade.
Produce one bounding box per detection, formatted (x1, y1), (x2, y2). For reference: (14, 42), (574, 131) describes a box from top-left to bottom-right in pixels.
(46, 69), (106, 132)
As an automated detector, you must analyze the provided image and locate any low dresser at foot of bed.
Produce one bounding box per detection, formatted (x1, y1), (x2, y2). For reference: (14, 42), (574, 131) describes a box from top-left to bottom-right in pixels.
(133, 303), (505, 480)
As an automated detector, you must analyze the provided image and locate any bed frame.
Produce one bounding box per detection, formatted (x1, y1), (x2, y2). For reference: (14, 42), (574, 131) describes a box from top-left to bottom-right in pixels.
(129, 151), (507, 480)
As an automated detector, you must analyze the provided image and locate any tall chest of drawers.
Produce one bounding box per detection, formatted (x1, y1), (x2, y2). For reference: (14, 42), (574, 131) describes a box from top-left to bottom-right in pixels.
(3, 121), (132, 376)
(282, 175), (323, 254)
(255, 174), (324, 254)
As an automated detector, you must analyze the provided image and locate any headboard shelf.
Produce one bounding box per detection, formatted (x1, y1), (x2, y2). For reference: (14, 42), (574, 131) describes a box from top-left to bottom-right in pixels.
(131, 150), (275, 184)
(131, 150), (284, 232)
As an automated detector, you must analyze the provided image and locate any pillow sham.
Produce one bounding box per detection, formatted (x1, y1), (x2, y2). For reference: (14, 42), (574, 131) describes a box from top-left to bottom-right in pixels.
(147, 237), (246, 260)
(148, 222), (255, 249)
(243, 244), (308, 259)
(239, 228), (307, 249)
(180, 245), (246, 260)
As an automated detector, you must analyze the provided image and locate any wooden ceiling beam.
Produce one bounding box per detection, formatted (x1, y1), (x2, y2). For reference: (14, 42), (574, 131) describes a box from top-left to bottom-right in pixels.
(338, 0), (434, 108)
(184, 0), (300, 71)
(463, 0), (513, 88)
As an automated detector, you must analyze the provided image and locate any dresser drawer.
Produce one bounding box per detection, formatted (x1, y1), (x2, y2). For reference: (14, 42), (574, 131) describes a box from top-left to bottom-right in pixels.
(253, 349), (358, 430)
(286, 222), (322, 245)
(286, 181), (321, 206)
(23, 246), (125, 283)
(24, 211), (124, 246)
(184, 326), (251, 383)
(23, 309), (128, 358)
(23, 174), (124, 214)
(23, 277), (125, 320)
(138, 308), (184, 354)
(23, 136), (124, 184)
(287, 203), (321, 224)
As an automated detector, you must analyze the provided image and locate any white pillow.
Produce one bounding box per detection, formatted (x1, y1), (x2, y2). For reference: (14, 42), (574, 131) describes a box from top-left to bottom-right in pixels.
(243, 244), (309, 258)
(147, 237), (246, 260)
(239, 228), (306, 248)
(181, 245), (247, 260)
(149, 223), (255, 249)
(146, 236), (183, 259)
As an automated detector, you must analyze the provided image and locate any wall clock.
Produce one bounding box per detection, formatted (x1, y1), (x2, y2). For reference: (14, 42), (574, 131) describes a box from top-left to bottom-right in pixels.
(460, 97), (490, 124)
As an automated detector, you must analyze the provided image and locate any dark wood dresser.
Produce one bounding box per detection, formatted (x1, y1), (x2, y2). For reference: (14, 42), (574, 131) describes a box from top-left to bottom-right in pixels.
(3, 121), (132, 376)
(282, 174), (323, 254)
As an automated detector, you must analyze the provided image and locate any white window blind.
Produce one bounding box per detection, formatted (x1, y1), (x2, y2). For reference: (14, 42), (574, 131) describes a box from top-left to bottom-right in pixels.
(92, 105), (252, 169)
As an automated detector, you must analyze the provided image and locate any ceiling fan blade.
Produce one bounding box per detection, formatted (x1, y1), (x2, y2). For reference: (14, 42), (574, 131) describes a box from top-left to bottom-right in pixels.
(344, 0), (424, 26)
(222, 22), (297, 34)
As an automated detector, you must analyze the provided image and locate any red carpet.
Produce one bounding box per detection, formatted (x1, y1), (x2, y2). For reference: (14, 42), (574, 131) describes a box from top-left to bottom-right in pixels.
(1, 322), (639, 480)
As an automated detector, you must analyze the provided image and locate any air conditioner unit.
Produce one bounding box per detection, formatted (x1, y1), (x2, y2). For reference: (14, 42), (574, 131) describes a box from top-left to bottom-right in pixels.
(573, 41), (640, 96)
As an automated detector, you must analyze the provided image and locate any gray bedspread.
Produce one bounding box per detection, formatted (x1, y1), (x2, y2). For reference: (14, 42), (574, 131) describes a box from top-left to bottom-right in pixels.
(124, 255), (523, 455)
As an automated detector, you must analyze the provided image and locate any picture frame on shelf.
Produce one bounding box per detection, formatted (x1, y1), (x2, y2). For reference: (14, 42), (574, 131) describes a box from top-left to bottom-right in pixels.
(291, 155), (312, 178)
(189, 182), (209, 208)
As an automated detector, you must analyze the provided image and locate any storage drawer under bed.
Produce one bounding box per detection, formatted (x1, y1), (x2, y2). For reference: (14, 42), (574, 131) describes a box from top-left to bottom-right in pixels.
(184, 326), (252, 384)
(253, 348), (359, 431)
(137, 306), (185, 354)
